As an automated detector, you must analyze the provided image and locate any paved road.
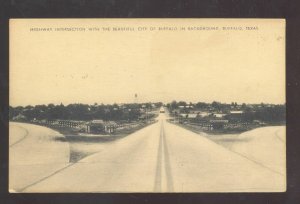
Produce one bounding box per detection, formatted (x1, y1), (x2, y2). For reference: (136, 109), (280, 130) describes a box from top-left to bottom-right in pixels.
(9, 122), (70, 192)
(10, 114), (285, 192)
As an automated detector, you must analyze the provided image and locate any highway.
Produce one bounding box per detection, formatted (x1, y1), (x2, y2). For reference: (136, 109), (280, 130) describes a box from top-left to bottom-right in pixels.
(10, 114), (285, 192)
(9, 122), (70, 192)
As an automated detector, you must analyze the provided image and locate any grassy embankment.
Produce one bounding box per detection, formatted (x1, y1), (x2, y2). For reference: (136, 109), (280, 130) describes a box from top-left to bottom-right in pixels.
(11, 120), (158, 162)
(54, 120), (158, 162)
(168, 119), (285, 135)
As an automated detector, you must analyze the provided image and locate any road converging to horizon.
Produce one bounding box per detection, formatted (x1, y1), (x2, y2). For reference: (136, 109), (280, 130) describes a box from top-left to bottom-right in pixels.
(9, 113), (286, 192)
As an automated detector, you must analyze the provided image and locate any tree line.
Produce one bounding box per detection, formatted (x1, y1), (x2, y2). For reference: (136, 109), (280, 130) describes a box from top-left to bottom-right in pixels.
(166, 101), (286, 123)
(9, 102), (163, 122)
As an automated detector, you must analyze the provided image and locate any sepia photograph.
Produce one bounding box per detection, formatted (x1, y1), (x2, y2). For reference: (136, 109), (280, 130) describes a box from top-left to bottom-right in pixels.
(9, 19), (286, 193)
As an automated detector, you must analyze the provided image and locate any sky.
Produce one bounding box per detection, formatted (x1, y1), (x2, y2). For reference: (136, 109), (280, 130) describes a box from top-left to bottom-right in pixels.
(10, 19), (285, 106)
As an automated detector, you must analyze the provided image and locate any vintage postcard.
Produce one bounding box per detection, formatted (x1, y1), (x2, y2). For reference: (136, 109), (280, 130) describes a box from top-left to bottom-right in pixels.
(9, 19), (285, 192)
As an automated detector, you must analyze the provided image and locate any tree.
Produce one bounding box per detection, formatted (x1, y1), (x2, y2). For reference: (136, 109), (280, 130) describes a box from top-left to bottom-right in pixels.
(241, 103), (247, 110)
(177, 101), (187, 107)
(195, 102), (208, 109)
(169, 100), (178, 110)
(211, 101), (221, 110)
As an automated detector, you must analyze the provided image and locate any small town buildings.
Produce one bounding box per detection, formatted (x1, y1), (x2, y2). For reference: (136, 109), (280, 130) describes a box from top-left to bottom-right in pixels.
(12, 113), (26, 121)
(213, 113), (227, 118)
(230, 110), (244, 114)
(210, 119), (229, 129)
(87, 120), (117, 134)
(197, 112), (211, 118)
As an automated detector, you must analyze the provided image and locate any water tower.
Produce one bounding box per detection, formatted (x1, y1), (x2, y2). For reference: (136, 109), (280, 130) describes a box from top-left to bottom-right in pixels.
(134, 93), (138, 104)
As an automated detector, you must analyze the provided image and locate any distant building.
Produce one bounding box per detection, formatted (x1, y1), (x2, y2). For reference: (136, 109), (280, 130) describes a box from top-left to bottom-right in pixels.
(87, 120), (117, 134)
(187, 114), (198, 119)
(12, 113), (26, 121)
(210, 119), (229, 129)
(228, 110), (244, 122)
(213, 113), (227, 118)
(179, 113), (197, 118)
(230, 110), (244, 114)
(198, 112), (211, 117)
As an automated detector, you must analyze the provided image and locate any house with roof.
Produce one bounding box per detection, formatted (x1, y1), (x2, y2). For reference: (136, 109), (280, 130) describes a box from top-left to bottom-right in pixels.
(210, 119), (229, 129)
(86, 120), (117, 134)
(213, 113), (227, 118)
(227, 110), (244, 122)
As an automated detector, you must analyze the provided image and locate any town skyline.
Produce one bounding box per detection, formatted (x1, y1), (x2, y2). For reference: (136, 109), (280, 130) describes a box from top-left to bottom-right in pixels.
(10, 99), (286, 108)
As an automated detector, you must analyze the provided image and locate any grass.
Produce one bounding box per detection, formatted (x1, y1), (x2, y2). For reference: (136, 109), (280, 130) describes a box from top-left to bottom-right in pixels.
(168, 121), (257, 135)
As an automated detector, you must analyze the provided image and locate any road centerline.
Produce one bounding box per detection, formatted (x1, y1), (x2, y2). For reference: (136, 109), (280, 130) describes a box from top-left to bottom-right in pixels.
(153, 120), (163, 192)
(161, 121), (174, 192)
(154, 119), (174, 192)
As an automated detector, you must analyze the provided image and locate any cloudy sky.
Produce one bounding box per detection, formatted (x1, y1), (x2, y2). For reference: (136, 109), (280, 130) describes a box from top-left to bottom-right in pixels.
(10, 19), (285, 106)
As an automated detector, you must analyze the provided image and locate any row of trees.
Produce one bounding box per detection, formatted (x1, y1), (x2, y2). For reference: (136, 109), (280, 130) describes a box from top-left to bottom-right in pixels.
(167, 101), (246, 112)
(231, 106), (286, 123)
(9, 102), (163, 122)
(166, 101), (286, 123)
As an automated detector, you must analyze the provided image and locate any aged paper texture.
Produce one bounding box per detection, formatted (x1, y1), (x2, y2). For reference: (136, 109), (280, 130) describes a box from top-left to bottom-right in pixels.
(9, 19), (285, 192)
